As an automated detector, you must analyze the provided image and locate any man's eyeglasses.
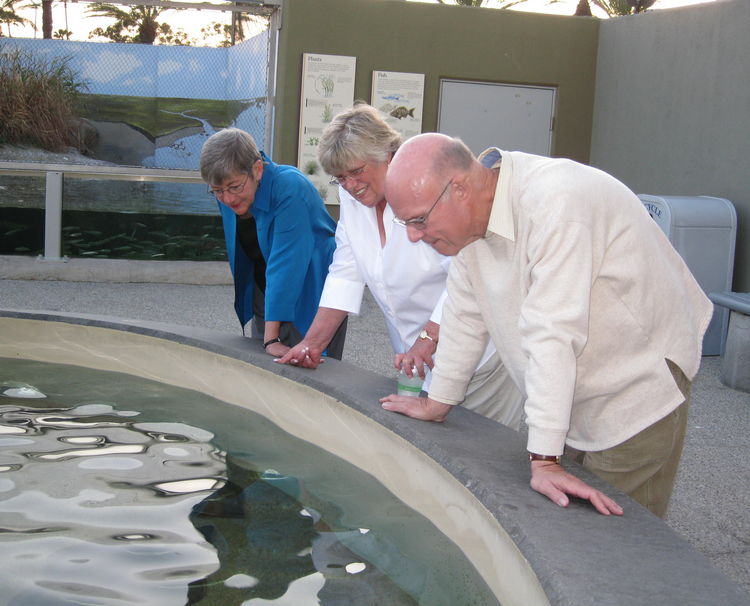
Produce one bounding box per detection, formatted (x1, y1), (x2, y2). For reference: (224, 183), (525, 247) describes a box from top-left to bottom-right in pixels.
(330, 165), (367, 186)
(208, 175), (249, 199)
(393, 180), (452, 230)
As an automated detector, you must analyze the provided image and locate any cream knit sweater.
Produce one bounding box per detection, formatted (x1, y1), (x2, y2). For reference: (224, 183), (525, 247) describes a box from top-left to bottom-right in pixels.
(429, 150), (713, 455)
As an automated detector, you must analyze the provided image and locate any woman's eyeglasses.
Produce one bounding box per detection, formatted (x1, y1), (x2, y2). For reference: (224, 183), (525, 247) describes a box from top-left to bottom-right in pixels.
(329, 165), (367, 186)
(208, 175), (249, 199)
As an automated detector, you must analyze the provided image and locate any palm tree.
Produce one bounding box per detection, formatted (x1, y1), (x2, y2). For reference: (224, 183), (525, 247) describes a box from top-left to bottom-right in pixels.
(86, 2), (180, 44)
(41, 0), (52, 37)
(0, 0), (36, 36)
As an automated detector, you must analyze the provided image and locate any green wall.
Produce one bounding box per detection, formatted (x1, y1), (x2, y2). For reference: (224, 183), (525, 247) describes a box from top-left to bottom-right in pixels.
(273, 0), (600, 168)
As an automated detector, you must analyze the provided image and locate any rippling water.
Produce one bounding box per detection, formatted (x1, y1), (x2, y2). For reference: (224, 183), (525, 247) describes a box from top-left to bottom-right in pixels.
(0, 359), (501, 606)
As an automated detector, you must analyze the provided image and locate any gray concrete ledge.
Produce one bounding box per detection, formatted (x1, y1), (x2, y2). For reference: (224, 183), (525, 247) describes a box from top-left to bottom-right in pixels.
(0, 255), (232, 285)
(1, 309), (748, 606)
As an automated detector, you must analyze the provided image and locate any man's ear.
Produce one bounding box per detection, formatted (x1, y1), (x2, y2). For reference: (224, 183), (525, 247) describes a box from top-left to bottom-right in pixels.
(450, 175), (471, 206)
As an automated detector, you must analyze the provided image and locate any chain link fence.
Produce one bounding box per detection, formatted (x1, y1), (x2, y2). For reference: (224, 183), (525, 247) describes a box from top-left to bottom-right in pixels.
(1, 2), (275, 262)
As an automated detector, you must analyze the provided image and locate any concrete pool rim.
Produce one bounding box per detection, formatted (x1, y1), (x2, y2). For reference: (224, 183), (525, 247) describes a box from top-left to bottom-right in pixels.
(0, 309), (747, 606)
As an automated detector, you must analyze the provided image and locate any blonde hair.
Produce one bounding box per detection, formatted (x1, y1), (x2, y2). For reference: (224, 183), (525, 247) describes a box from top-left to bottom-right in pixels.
(318, 103), (402, 176)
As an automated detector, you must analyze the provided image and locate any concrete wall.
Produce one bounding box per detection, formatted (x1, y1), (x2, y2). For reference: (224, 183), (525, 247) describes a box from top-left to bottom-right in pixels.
(590, 0), (750, 291)
(273, 0), (600, 167)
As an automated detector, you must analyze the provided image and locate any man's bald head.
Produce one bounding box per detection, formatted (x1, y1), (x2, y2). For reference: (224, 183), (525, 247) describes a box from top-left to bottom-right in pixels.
(385, 133), (474, 213)
(385, 133), (496, 256)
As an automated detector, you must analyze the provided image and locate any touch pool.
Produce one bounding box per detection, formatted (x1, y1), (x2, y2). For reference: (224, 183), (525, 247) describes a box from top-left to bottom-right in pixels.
(0, 358), (497, 605)
(0, 309), (747, 606)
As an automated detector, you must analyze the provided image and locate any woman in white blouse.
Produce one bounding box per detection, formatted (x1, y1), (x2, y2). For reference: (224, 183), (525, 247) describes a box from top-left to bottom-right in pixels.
(277, 103), (521, 428)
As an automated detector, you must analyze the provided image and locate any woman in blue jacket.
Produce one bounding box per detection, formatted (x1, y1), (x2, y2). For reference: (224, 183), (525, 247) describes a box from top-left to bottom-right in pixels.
(200, 128), (346, 360)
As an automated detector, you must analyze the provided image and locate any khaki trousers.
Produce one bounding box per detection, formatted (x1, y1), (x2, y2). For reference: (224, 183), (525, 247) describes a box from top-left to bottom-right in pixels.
(564, 359), (690, 519)
(463, 352), (525, 431)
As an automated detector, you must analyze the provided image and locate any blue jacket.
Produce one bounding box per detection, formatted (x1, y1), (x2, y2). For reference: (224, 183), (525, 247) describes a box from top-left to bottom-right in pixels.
(219, 152), (336, 336)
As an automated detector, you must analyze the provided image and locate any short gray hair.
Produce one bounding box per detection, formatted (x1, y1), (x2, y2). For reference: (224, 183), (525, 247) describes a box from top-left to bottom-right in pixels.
(430, 136), (475, 180)
(318, 103), (402, 176)
(200, 128), (262, 184)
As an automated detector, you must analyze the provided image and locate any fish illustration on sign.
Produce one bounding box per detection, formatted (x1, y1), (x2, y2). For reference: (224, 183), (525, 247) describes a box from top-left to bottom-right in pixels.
(383, 94), (405, 101)
(379, 103), (397, 113)
(390, 106), (415, 120)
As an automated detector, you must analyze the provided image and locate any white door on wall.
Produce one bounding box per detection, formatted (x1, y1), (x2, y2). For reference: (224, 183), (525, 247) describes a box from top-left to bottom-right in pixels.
(437, 80), (555, 157)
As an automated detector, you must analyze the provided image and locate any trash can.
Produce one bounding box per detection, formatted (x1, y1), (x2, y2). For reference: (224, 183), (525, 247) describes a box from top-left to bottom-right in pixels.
(638, 195), (737, 356)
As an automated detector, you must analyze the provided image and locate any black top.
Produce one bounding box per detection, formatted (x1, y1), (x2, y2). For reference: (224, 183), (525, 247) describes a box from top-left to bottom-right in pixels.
(236, 214), (267, 292)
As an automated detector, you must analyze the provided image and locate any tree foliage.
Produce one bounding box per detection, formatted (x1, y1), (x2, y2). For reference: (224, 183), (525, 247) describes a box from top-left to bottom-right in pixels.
(586, 0), (638, 16)
(437, 0), (531, 7)
(561, 0), (657, 16)
(200, 12), (267, 48)
(156, 22), (194, 46)
(53, 27), (72, 39)
(86, 2), (182, 44)
(437, 0), (487, 5)
(0, 0), (36, 36)
(439, 0), (655, 16)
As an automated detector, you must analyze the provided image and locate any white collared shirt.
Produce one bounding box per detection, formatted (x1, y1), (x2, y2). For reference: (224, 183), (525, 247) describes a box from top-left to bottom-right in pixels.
(478, 148), (515, 241)
(319, 187), (495, 384)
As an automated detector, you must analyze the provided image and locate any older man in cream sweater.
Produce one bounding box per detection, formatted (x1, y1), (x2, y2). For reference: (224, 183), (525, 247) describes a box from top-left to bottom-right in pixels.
(381, 133), (713, 518)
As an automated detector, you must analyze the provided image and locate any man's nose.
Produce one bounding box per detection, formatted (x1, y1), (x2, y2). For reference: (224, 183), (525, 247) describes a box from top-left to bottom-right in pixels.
(406, 225), (423, 243)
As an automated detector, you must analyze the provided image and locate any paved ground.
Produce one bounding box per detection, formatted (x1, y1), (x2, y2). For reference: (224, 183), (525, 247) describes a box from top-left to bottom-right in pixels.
(1, 278), (749, 595)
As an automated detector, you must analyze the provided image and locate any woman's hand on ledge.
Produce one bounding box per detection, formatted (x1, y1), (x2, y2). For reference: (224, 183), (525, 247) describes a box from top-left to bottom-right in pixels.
(265, 340), (291, 359)
(275, 341), (324, 368)
(380, 395), (452, 422)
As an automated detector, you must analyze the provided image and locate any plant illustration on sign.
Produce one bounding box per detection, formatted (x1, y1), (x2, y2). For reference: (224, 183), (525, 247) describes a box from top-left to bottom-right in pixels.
(315, 75), (335, 97)
(322, 103), (333, 123)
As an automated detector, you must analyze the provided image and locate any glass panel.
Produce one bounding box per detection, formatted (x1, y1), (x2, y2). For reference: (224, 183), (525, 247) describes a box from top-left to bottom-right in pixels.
(61, 211), (226, 262)
(0, 176), (227, 261)
(60, 179), (226, 261)
(0, 175), (46, 256)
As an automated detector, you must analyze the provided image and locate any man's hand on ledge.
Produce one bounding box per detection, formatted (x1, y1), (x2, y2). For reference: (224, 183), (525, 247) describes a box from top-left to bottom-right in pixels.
(530, 460), (624, 516)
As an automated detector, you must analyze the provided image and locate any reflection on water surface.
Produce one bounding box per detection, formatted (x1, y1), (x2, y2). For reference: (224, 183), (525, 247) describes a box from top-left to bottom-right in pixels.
(0, 359), (500, 606)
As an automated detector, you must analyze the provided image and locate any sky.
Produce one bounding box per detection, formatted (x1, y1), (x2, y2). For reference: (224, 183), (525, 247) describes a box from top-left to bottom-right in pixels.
(5, 0), (720, 43)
